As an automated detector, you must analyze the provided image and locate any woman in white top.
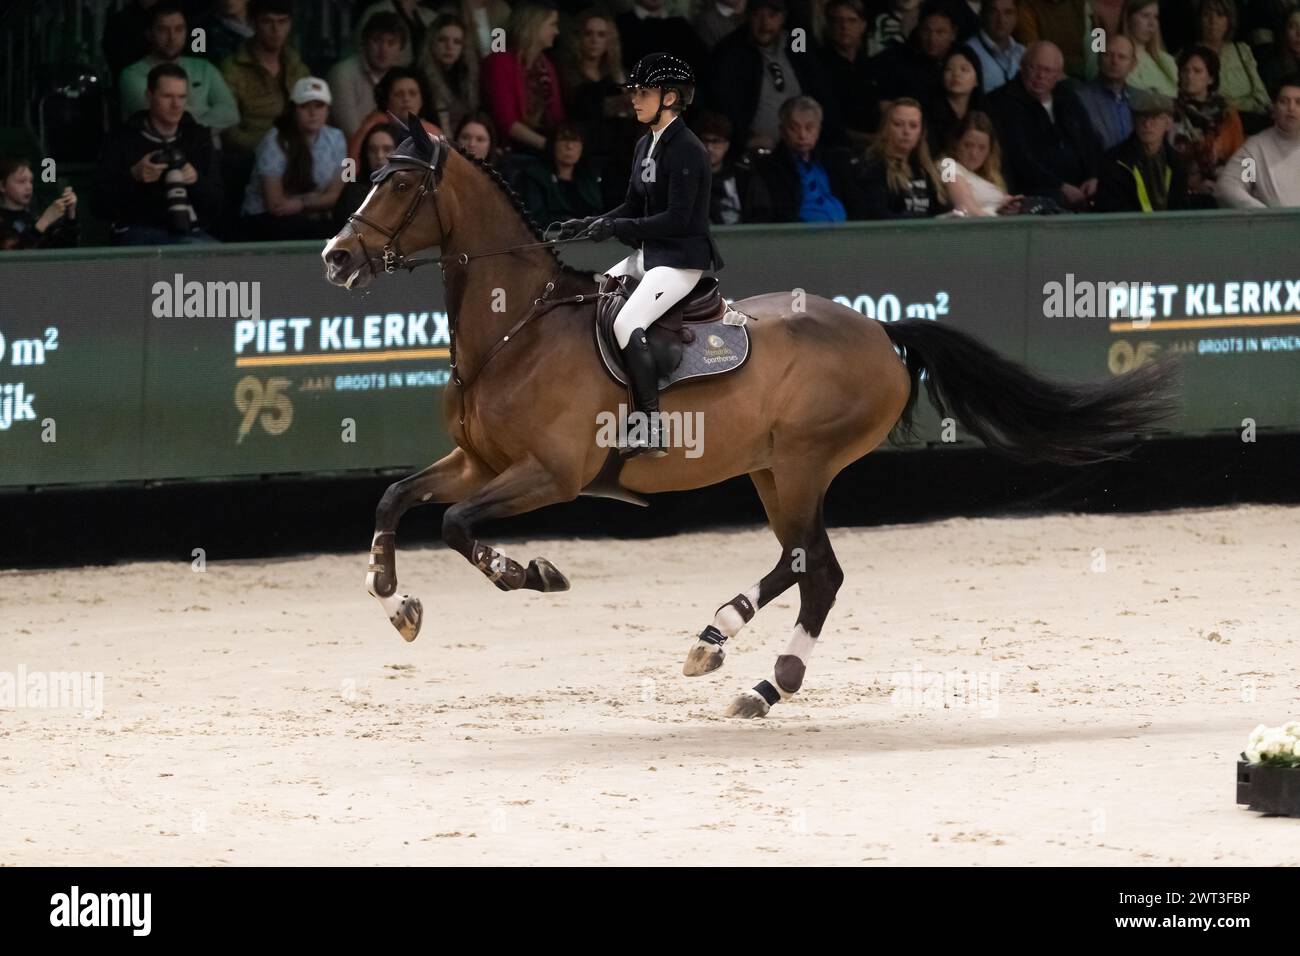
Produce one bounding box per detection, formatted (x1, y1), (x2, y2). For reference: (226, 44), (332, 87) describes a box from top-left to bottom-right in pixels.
(940, 111), (1023, 216)
(242, 77), (348, 240)
(1121, 0), (1179, 95)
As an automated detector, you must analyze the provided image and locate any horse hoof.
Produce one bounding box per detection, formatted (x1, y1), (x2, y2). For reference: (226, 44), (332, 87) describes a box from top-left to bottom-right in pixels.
(526, 557), (570, 592)
(724, 689), (770, 719)
(389, 595), (423, 642)
(683, 640), (725, 677)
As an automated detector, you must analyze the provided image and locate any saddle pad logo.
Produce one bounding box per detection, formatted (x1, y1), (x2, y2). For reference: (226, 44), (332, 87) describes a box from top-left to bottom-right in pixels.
(703, 334), (736, 364)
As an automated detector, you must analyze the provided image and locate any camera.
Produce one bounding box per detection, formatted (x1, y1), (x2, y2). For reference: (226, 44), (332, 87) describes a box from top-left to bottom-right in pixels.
(151, 144), (197, 234)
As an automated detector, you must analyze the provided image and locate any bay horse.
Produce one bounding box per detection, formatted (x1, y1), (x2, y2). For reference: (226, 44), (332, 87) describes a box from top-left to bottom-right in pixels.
(322, 119), (1176, 718)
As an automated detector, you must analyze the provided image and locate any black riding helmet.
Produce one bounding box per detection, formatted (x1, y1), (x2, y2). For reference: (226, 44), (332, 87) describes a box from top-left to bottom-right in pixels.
(554, 53), (698, 240)
(624, 53), (695, 124)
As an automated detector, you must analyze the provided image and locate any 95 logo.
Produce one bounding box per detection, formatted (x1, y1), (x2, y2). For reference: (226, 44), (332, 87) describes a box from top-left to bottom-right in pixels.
(235, 375), (293, 442)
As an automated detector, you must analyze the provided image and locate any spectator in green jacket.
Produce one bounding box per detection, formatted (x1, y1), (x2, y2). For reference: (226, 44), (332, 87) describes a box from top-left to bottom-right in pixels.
(220, 0), (309, 155)
(119, 1), (240, 135)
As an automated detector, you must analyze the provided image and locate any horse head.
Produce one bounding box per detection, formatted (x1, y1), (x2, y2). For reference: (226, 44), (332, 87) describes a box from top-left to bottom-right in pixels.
(323, 113), (457, 289)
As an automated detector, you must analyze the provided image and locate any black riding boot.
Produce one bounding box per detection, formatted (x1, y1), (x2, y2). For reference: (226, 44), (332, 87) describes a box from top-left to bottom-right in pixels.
(619, 328), (668, 459)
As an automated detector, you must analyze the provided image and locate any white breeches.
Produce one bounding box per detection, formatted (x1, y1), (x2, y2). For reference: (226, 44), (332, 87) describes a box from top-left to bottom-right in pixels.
(604, 249), (704, 349)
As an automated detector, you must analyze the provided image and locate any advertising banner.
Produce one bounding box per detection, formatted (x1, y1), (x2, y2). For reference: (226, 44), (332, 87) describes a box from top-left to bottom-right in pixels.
(2, 210), (1297, 490)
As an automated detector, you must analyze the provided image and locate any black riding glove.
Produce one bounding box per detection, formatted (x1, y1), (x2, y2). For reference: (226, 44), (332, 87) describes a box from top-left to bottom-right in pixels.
(586, 217), (616, 242)
(557, 217), (590, 239)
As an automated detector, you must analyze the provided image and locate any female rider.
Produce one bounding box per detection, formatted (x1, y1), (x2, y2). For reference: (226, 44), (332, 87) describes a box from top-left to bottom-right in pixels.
(559, 52), (724, 457)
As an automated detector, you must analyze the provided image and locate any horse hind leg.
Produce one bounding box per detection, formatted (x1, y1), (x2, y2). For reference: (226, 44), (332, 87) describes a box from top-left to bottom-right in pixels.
(683, 470), (798, 676)
(726, 477), (843, 718)
(726, 530), (843, 717)
(683, 587), (758, 676)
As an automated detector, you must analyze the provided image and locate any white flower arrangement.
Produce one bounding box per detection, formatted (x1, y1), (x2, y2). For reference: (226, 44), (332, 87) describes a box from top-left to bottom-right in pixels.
(1242, 721), (1300, 767)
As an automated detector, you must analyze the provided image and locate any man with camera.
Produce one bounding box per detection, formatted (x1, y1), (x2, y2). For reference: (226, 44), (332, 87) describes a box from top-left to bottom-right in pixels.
(94, 62), (224, 245)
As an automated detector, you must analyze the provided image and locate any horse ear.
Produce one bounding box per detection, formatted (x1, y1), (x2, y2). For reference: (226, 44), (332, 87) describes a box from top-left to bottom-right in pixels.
(386, 111), (409, 135)
(407, 112), (432, 157)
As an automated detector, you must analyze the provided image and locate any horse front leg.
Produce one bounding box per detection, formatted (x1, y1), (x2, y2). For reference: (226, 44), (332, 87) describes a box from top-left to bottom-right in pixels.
(369, 447), (493, 641)
(441, 454), (579, 593)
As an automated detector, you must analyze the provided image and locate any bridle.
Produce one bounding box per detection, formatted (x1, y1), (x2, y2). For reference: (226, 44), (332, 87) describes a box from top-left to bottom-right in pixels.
(344, 137), (588, 277)
(345, 140), (447, 276)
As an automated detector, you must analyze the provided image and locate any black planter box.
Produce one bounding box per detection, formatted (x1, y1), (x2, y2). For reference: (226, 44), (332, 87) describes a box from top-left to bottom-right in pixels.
(1237, 760), (1300, 817)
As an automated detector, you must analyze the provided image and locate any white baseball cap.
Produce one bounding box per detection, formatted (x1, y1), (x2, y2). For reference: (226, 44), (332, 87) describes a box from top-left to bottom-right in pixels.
(290, 76), (331, 106)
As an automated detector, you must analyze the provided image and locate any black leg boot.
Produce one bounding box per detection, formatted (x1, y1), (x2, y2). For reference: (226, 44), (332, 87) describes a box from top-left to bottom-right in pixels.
(619, 328), (667, 459)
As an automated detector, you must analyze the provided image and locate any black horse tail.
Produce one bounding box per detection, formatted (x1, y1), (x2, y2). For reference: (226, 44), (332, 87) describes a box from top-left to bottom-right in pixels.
(883, 319), (1180, 466)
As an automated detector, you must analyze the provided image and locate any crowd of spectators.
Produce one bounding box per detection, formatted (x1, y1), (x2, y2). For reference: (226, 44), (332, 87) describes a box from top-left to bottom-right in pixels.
(1, 0), (1298, 250)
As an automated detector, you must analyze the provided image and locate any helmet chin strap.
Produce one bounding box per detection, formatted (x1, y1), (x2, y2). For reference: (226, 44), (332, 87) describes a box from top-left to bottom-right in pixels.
(649, 89), (677, 127)
(649, 90), (665, 126)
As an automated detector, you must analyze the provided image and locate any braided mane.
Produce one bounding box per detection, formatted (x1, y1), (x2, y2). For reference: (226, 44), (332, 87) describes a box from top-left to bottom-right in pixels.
(447, 142), (593, 283)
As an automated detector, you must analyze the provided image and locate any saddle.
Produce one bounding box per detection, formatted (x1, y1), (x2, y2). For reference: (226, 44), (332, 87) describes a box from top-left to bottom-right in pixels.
(579, 273), (753, 509)
(594, 273), (751, 391)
